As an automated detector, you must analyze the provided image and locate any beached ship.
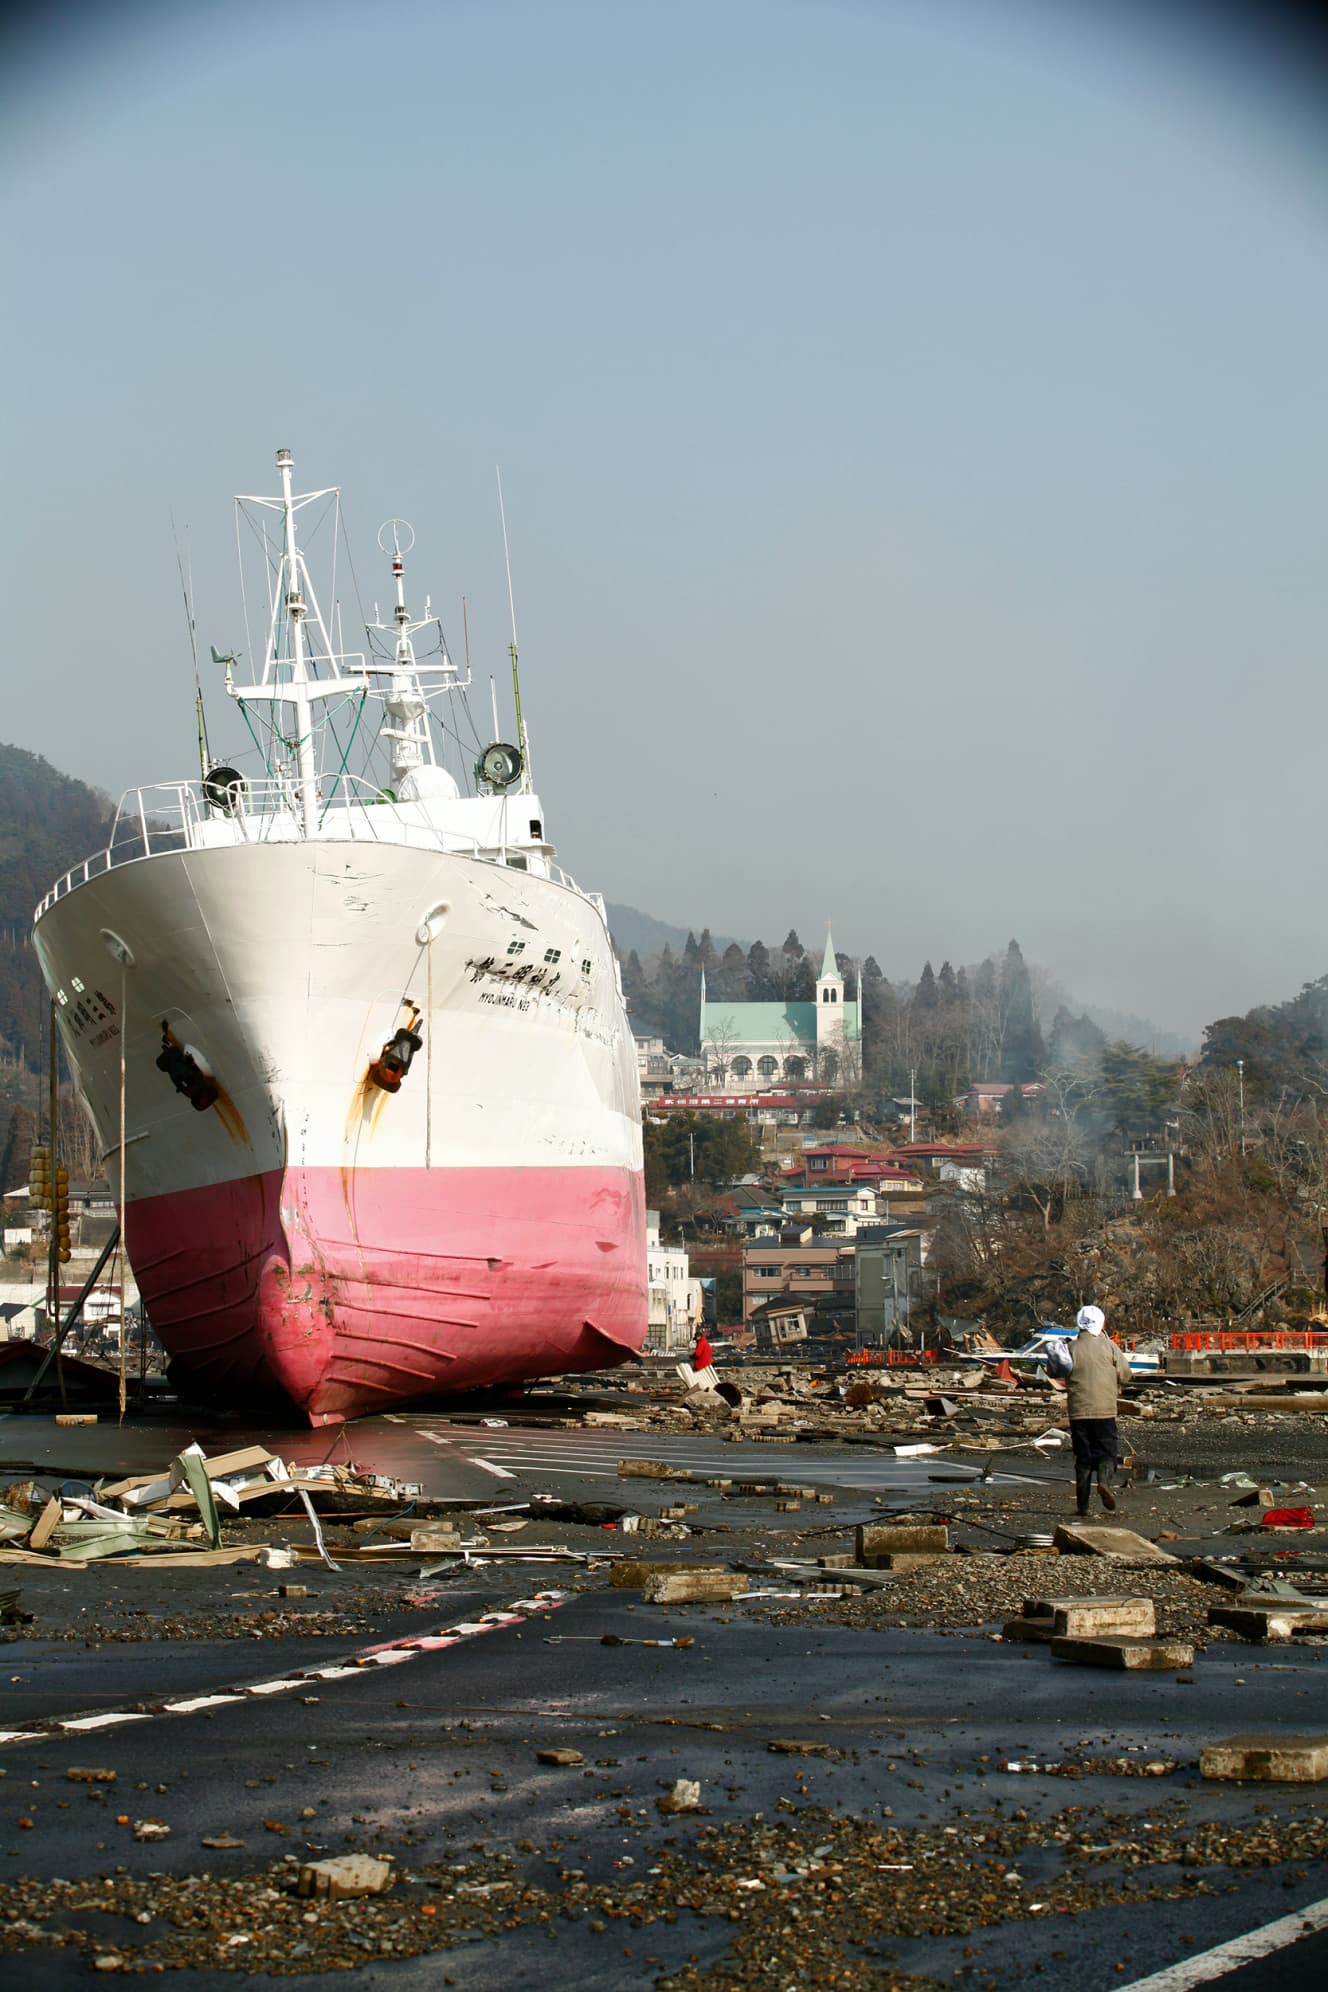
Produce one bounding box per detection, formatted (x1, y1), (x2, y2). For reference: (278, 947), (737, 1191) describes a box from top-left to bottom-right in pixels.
(32, 450), (646, 1423)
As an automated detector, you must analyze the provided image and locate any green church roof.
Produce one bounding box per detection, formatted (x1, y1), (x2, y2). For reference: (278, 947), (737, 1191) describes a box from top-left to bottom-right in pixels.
(700, 999), (861, 1044)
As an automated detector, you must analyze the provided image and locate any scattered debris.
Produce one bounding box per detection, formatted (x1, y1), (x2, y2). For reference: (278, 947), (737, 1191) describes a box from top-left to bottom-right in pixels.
(296, 1855), (395, 1898)
(1051, 1524), (1180, 1563)
(656, 1777), (702, 1814)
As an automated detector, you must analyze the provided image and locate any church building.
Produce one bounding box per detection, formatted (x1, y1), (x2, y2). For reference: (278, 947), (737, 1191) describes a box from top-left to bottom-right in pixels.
(698, 928), (861, 1092)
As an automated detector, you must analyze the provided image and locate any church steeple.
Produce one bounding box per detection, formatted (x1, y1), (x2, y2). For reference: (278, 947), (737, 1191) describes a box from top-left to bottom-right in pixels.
(816, 922), (845, 1074)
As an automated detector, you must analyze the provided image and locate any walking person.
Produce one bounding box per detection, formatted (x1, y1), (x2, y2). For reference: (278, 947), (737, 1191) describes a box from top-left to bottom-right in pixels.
(1045, 1304), (1133, 1515)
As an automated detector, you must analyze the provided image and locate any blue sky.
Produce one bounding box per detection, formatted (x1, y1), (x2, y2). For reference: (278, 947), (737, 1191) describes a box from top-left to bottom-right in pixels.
(3, 0), (1327, 1041)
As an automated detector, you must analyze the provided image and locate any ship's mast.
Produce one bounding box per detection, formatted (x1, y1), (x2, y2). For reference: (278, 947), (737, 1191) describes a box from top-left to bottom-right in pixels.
(229, 448), (370, 835)
(277, 447), (320, 836)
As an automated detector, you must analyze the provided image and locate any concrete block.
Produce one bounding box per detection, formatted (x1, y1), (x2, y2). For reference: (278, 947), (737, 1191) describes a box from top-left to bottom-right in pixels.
(873, 1551), (946, 1572)
(297, 1854), (395, 1898)
(618, 1459), (692, 1481)
(1029, 1596), (1157, 1639)
(1200, 1735), (1328, 1783)
(1207, 1605), (1321, 1643)
(536, 1747), (585, 1766)
(641, 1569), (746, 1604)
(1002, 1616), (1057, 1642)
(856, 1523), (949, 1565)
(1050, 1634), (1195, 1670)
(1052, 1524), (1179, 1563)
(409, 1528), (462, 1553)
(610, 1560), (729, 1590)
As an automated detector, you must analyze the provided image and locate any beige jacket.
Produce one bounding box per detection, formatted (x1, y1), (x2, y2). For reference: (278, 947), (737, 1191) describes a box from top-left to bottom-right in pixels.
(1064, 1332), (1133, 1420)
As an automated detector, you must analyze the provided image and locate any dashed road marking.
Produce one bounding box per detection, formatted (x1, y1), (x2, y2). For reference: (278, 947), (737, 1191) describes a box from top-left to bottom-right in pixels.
(0, 1590), (569, 1752)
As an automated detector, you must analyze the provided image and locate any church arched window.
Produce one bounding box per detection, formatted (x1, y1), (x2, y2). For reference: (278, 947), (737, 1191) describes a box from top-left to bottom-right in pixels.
(757, 1055), (778, 1079)
(732, 1056), (752, 1079)
(784, 1056), (806, 1081)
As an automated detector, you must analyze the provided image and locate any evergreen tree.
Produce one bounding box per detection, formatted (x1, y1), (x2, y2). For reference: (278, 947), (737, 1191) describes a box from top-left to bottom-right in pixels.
(683, 930), (700, 966)
(746, 940), (774, 1001)
(1046, 1005), (1107, 1071)
(697, 927), (717, 970)
(915, 961), (938, 1009)
(937, 960), (958, 1004)
(999, 939), (1046, 1081)
(0, 1103), (36, 1193)
(717, 941), (748, 999)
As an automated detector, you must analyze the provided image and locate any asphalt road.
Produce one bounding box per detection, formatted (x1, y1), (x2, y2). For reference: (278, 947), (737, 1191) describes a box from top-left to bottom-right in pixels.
(3, 1401), (1328, 1989)
(4, 1576), (1328, 1989)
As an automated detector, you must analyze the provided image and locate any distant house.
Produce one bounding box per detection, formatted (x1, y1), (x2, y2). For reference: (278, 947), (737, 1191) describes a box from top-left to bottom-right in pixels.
(891, 1142), (995, 1175)
(749, 1299), (810, 1353)
(778, 1181), (880, 1236)
(693, 1188), (789, 1239)
(959, 1083), (1043, 1119)
(742, 1233), (856, 1322)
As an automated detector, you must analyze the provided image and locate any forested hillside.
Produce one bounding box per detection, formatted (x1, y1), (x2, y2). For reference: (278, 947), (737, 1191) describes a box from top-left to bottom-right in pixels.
(0, 743), (114, 1070)
(619, 927), (1056, 1096)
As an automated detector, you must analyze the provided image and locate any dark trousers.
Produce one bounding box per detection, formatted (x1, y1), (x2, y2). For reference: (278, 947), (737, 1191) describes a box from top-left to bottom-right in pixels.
(1070, 1417), (1118, 1514)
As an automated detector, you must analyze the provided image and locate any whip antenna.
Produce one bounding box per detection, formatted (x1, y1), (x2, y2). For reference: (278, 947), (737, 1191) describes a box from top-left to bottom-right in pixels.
(172, 511), (211, 778)
(496, 468), (532, 792)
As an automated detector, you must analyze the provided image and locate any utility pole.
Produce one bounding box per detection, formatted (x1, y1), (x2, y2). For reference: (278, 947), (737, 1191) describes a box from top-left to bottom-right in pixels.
(47, 1003), (65, 1411)
(1236, 1059), (1246, 1156)
(909, 1066), (916, 1143)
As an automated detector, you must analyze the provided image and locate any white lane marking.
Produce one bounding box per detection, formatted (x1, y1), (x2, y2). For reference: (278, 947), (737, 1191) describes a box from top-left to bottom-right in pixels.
(60, 1712), (153, 1733)
(0, 1591), (570, 1750)
(1117, 1894), (1328, 1992)
(162, 1694), (244, 1714)
(411, 1427), (515, 1480)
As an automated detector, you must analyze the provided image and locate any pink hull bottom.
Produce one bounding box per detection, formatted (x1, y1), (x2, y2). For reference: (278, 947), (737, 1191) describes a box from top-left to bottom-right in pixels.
(124, 1165), (648, 1425)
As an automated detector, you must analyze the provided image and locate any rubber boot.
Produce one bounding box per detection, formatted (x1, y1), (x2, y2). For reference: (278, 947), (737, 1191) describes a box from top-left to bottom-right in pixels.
(1096, 1465), (1117, 1513)
(1075, 1466), (1094, 1517)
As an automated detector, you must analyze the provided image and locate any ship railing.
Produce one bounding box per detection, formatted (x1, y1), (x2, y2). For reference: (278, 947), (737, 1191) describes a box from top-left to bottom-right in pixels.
(35, 776), (605, 922)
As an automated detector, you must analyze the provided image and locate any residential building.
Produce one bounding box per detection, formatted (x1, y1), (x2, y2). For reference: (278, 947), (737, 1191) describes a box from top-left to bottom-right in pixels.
(742, 1233), (856, 1323)
(749, 1298), (811, 1353)
(853, 1225), (926, 1345)
(778, 1181), (880, 1235)
(645, 1209), (702, 1353)
(699, 929), (861, 1092)
(959, 1082), (1043, 1119)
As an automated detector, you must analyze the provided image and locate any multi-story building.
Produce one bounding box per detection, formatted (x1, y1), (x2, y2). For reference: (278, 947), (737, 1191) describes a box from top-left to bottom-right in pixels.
(741, 1233), (856, 1323)
(853, 1224), (926, 1345)
(646, 1209), (703, 1353)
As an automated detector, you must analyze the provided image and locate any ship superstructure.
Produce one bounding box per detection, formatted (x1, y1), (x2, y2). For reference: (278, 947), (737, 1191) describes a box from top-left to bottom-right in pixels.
(32, 450), (646, 1424)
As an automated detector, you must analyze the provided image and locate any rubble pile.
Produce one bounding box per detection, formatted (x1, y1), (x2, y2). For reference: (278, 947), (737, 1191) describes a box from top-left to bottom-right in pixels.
(0, 1443), (429, 1569)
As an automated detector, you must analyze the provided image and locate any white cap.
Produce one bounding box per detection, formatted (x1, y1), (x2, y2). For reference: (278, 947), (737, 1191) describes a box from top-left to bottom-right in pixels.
(1076, 1305), (1106, 1334)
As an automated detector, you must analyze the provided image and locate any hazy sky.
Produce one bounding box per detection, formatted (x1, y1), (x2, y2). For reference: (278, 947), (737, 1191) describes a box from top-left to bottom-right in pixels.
(3, 0), (1327, 1044)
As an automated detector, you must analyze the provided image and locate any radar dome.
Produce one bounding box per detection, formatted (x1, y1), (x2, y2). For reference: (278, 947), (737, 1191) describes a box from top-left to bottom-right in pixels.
(398, 765), (460, 803)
